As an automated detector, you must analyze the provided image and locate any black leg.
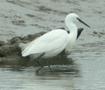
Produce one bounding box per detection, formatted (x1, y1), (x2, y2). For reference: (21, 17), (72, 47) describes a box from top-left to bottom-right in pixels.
(36, 67), (43, 74)
(36, 60), (41, 66)
(35, 53), (45, 72)
(35, 53), (45, 66)
(48, 65), (52, 71)
(46, 59), (52, 71)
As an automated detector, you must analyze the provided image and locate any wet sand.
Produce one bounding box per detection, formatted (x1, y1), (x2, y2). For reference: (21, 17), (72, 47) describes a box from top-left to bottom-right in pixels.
(0, 0), (105, 90)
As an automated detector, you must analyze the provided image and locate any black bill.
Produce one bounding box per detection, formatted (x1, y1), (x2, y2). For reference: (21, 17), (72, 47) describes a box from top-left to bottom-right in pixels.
(77, 18), (90, 28)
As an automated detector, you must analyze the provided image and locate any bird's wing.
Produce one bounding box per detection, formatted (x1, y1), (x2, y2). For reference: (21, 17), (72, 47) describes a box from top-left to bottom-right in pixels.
(22, 29), (69, 57)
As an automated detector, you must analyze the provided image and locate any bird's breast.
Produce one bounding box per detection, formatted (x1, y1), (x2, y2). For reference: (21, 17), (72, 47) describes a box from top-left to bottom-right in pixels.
(65, 30), (77, 52)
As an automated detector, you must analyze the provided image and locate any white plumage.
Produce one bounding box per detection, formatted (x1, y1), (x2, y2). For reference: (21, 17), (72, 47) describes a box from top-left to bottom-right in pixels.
(22, 29), (70, 57)
(22, 13), (90, 58)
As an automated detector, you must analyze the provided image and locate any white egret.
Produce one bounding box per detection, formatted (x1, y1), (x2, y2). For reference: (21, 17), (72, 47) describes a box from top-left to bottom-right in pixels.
(21, 13), (90, 67)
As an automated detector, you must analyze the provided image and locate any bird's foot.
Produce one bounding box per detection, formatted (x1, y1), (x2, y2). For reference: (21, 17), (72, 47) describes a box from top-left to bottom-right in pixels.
(36, 66), (44, 74)
(48, 65), (53, 72)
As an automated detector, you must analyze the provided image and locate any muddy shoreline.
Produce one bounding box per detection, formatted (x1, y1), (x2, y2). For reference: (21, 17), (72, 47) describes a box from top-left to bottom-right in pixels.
(0, 31), (75, 68)
(0, 27), (84, 67)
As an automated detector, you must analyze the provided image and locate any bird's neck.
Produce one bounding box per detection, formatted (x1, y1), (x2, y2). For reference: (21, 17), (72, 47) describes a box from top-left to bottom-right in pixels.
(65, 22), (78, 52)
(67, 22), (77, 38)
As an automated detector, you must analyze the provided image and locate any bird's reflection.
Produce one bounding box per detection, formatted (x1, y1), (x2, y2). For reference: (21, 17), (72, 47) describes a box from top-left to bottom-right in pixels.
(35, 56), (80, 77)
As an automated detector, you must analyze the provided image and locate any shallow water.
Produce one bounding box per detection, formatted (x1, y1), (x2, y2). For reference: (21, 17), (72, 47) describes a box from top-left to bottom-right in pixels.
(0, 42), (105, 90)
(0, 58), (105, 90)
(0, 67), (75, 90)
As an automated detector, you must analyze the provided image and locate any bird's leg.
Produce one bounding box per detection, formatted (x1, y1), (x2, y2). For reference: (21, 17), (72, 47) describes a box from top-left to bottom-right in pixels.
(36, 67), (43, 74)
(46, 59), (52, 71)
(48, 65), (52, 71)
(35, 53), (45, 72)
(35, 53), (45, 66)
(35, 60), (41, 66)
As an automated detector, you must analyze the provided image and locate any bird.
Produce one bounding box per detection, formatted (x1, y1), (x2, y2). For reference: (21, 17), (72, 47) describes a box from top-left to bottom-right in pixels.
(21, 13), (90, 68)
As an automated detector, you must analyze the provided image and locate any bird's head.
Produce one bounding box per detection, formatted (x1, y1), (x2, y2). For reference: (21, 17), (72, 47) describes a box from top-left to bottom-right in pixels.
(65, 13), (90, 28)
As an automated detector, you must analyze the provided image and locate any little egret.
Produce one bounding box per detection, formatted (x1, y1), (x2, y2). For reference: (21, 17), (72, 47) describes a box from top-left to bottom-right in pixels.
(21, 13), (90, 67)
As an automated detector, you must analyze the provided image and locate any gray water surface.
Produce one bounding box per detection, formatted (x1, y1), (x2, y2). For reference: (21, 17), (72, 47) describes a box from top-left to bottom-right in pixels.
(0, 67), (75, 90)
(0, 44), (105, 90)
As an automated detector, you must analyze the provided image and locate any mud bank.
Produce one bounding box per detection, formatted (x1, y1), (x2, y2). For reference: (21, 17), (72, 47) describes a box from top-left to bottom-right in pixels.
(0, 31), (75, 68)
(0, 27), (84, 67)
